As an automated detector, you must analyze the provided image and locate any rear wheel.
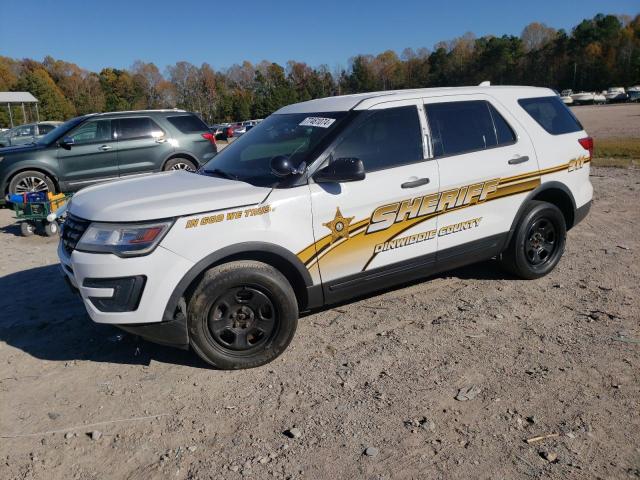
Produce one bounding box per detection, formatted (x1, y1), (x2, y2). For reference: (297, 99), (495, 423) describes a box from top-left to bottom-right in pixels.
(187, 261), (298, 369)
(501, 201), (566, 279)
(164, 158), (196, 172)
(8, 170), (55, 196)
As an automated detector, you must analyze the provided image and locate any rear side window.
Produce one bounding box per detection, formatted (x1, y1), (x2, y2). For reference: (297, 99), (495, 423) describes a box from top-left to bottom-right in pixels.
(166, 115), (209, 133)
(518, 96), (583, 135)
(115, 117), (164, 140)
(332, 106), (423, 172)
(425, 100), (515, 158)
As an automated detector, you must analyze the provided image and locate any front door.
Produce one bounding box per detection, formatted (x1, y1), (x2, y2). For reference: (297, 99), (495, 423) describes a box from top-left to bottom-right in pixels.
(114, 117), (174, 177)
(57, 118), (119, 191)
(306, 100), (440, 302)
(423, 95), (539, 258)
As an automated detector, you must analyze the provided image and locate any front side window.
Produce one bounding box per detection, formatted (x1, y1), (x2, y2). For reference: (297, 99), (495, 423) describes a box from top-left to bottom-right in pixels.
(518, 96), (583, 135)
(115, 117), (164, 141)
(69, 119), (112, 144)
(331, 106), (424, 172)
(202, 111), (348, 187)
(425, 100), (515, 158)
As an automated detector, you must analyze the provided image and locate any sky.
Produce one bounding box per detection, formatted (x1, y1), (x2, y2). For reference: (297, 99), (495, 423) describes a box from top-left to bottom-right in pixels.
(1, 0), (637, 74)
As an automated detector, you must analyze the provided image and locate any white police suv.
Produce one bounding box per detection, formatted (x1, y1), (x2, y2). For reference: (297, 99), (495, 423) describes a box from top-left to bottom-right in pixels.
(59, 86), (593, 369)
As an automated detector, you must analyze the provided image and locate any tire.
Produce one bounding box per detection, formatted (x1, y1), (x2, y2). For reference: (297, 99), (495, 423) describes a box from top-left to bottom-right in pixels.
(8, 170), (56, 196)
(501, 201), (566, 280)
(44, 222), (59, 237)
(20, 222), (35, 237)
(187, 260), (299, 369)
(163, 158), (197, 172)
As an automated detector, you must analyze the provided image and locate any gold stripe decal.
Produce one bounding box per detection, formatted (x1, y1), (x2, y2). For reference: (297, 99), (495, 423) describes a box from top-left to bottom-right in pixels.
(298, 158), (586, 270)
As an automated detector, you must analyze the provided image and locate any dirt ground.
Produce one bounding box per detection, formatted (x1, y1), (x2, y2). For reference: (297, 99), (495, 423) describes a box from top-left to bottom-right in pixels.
(572, 103), (640, 138)
(1, 113), (640, 480)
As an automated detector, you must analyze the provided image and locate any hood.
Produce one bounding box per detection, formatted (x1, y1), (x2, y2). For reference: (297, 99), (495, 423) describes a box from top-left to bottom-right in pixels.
(0, 143), (43, 154)
(69, 171), (272, 222)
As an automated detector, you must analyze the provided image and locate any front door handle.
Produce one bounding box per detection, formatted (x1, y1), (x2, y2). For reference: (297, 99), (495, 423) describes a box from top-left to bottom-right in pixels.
(508, 155), (529, 165)
(98, 145), (112, 151)
(401, 177), (430, 189)
(155, 138), (167, 144)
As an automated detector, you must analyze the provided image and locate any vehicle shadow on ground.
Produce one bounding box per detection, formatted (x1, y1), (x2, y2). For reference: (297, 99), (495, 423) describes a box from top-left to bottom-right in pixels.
(0, 264), (209, 369)
(0, 222), (23, 237)
(2, 261), (513, 368)
(303, 259), (518, 317)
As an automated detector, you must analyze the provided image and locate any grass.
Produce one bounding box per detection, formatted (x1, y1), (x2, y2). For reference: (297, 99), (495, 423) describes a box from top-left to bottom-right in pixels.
(592, 137), (640, 168)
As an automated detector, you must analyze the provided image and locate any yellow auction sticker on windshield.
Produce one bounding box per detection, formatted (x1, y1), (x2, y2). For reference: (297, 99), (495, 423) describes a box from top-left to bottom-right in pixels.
(299, 117), (336, 128)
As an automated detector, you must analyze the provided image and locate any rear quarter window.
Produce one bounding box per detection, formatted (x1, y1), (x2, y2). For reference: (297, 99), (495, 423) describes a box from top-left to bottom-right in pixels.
(166, 115), (209, 133)
(518, 96), (583, 135)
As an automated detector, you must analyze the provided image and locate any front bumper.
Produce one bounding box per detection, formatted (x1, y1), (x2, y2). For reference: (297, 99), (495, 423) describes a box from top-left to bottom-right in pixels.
(58, 241), (194, 337)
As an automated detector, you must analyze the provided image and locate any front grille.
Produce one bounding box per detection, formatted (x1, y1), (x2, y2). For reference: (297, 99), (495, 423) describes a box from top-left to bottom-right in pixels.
(62, 214), (90, 255)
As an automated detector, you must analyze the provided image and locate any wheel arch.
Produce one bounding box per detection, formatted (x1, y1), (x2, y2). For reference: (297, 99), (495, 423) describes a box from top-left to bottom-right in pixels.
(161, 152), (199, 171)
(163, 242), (318, 325)
(504, 181), (577, 248)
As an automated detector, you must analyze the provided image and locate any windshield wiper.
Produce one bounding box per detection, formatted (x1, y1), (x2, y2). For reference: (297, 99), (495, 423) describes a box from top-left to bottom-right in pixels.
(200, 168), (239, 181)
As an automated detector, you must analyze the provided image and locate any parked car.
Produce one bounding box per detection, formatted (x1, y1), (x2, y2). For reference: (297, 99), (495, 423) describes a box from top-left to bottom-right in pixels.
(211, 124), (234, 140)
(58, 86), (593, 369)
(0, 121), (62, 148)
(0, 110), (216, 197)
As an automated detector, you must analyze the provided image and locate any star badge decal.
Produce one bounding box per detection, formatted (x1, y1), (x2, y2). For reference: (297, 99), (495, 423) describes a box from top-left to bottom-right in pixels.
(323, 207), (354, 244)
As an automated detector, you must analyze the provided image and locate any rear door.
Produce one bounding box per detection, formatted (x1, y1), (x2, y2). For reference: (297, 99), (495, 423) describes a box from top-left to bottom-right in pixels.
(423, 95), (539, 257)
(57, 118), (119, 191)
(114, 116), (174, 177)
(165, 114), (217, 167)
(307, 100), (440, 301)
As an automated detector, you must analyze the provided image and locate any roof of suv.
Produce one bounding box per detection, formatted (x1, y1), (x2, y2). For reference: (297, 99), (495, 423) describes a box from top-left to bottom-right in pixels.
(275, 85), (555, 114)
(88, 109), (188, 118)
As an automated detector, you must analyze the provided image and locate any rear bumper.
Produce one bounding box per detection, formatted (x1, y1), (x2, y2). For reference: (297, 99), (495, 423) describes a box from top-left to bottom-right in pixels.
(574, 200), (592, 227)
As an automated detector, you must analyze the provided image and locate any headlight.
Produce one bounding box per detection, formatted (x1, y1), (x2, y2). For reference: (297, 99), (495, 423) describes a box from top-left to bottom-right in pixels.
(76, 220), (174, 257)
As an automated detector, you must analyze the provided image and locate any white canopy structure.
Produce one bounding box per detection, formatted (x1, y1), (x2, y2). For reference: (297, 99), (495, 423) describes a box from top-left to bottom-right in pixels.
(0, 92), (39, 127)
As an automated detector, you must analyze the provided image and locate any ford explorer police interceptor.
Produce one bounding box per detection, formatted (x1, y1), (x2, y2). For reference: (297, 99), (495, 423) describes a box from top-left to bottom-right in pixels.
(58, 86), (593, 369)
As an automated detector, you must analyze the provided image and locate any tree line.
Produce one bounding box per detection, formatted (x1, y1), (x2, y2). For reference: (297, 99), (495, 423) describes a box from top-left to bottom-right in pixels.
(0, 13), (638, 128)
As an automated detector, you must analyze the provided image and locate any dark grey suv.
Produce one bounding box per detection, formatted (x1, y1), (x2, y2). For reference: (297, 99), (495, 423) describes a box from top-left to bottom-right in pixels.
(0, 110), (217, 197)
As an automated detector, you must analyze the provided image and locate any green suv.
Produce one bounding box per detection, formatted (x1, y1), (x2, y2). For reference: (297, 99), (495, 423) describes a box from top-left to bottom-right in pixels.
(0, 110), (217, 197)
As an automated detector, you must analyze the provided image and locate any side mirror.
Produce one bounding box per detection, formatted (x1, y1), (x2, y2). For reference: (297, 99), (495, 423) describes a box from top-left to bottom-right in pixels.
(59, 136), (75, 150)
(313, 157), (365, 183)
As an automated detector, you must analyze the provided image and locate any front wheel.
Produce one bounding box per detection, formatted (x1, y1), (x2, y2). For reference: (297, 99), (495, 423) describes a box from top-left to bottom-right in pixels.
(187, 261), (299, 369)
(8, 170), (56, 196)
(501, 201), (566, 279)
(44, 222), (59, 237)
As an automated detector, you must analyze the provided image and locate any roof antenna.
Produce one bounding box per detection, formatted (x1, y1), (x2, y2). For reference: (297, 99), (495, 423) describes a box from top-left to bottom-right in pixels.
(479, 81), (491, 87)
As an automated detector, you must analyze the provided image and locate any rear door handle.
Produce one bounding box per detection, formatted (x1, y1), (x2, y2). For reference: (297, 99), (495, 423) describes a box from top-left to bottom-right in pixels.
(508, 155), (529, 165)
(401, 177), (430, 188)
(98, 145), (112, 151)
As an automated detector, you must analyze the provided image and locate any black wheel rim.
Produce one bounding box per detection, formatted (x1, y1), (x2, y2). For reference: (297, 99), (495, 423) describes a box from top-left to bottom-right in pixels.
(206, 286), (277, 352)
(525, 217), (557, 266)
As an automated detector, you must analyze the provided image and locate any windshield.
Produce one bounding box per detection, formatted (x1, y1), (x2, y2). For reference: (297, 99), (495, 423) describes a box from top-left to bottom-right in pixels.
(202, 112), (348, 187)
(36, 116), (86, 145)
